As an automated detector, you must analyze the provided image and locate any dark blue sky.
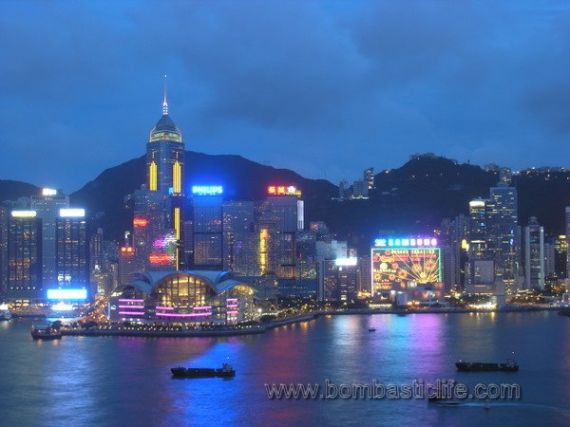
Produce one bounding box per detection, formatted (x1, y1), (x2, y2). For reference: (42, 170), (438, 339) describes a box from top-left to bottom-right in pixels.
(1, 1), (570, 192)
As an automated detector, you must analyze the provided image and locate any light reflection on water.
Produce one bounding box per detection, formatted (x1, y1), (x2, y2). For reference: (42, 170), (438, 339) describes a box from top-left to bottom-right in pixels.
(1, 313), (569, 426)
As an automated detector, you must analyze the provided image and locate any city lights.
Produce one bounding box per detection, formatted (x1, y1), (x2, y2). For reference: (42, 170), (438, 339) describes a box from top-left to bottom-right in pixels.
(191, 185), (223, 196)
(51, 302), (74, 312)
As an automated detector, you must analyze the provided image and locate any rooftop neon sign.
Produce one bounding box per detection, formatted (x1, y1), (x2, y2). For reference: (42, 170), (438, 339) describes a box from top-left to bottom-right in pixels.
(267, 185), (302, 197)
(374, 237), (438, 248)
(191, 185), (223, 196)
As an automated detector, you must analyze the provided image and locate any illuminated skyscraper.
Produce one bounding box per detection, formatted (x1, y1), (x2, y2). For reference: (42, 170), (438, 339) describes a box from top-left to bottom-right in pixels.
(30, 188), (69, 288)
(489, 180), (519, 294)
(146, 79), (184, 197)
(134, 79), (185, 271)
(190, 187), (224, 269)
(259, 186), (304, 279)
(222, 201), (257, 275)
(55, 208), (89, 290)
(0, 207), (8, 296)
(524, 217), (545, 290)
(7, 210), (42, 299)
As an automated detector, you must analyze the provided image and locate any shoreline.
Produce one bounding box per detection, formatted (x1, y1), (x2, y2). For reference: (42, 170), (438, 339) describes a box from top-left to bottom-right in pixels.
(54, 305), (564, 338)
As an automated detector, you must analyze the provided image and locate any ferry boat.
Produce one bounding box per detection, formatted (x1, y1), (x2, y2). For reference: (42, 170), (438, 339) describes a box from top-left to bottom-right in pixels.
(456, 358), (518, 372)
(171, 363), (236, 378)
(31, 326), (62, 340)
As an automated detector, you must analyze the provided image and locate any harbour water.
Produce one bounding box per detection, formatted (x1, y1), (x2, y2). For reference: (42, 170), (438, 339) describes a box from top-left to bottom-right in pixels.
(1, 312), (569, 426)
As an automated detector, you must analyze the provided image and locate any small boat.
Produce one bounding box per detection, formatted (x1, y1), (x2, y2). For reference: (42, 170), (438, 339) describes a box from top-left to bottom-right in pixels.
(31, 326), (62, 340)
(368, 328), (376, 332)
(171, 363), (236, 379)
(456, 358), (518, 372)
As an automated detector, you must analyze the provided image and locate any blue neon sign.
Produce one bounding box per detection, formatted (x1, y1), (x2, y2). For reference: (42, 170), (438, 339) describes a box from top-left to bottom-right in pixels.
(191, 185), (223, 196)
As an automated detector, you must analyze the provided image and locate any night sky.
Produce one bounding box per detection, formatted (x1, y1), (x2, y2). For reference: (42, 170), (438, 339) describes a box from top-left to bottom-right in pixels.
(1, 0), (570, 192)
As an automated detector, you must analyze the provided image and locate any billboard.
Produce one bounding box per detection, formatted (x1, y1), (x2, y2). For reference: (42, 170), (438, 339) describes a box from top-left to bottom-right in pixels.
(371, 247), (442, 293)
(47, 288), (88, 301)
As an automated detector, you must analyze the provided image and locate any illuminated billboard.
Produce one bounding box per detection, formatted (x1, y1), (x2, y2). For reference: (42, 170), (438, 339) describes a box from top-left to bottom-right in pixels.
(371, 246), (442, 294)
(133, 216), (149, 228)
(42, 188), (57, 196)
(192, 185), (223, 196)
(11, 210), (37, 218)
(59, 208), (86, 218)
(267, 185), (302, 197)
(46, 288), (88, 301)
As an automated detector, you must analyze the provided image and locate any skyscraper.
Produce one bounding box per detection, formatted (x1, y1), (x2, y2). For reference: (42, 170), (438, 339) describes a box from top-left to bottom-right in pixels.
(222, 201), (257, 275)
(259, 186), (304, 280)
(190, 188), (224, 270)
(133, 81), (185, 272)
(7, 210), (42, 299)
(524, 217), (545, 290)
(30, 188), (69, 288)
(565, 207), (570, 277)
(56, 208), (89, 291)
(489, 179), (519, 294)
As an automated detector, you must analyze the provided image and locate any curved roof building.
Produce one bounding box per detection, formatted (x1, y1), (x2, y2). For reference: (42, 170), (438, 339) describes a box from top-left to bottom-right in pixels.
(112, 270), (256, 324)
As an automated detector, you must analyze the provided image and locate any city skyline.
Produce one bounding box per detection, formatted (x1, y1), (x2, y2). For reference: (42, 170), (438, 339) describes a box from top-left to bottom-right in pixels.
(2, 1), (570, 191)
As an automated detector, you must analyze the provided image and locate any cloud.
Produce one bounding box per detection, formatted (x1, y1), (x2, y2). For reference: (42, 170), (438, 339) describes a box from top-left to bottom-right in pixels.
(1, 0), (570, 191)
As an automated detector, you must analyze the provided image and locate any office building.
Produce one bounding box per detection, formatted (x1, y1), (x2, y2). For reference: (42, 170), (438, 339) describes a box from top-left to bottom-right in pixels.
(7, 210), (42, 299)
(30, 188), (69, 288)
(55, 208), (89, 291)
(524, 217), (545, 290)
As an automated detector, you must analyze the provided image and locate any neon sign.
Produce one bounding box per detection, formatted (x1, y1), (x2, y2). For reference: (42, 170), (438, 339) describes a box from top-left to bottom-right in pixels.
(133, 216), (149, 228)
(11, 210), (37, 218)
(59, 208), (86, 218)
(267, 185), (302, 197)
(374, 237), (438, 248)
(191, 185), (223, 196)
(149, 253), (173, 265)
(47, 288), (88, 300)
(42, 188), (57, 196)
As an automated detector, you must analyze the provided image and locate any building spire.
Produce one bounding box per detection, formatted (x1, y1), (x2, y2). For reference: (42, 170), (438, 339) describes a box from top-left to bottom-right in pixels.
(162, 74), (168, 115)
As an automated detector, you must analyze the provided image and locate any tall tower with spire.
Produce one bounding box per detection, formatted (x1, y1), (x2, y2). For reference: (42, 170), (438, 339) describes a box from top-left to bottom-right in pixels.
(147, 75), (184, 195)
(132, 76), (185, 272)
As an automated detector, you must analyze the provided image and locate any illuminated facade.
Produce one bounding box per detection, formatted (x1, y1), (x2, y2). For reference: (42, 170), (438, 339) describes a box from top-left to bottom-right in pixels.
(190, 191), (224, 269)
(371, 237), (443, 296)
(137, 82), (185, 271)
(55, 209), (89, 290)
(110, 270), (256, 324)
(259, 188), (304, 280)
(30, 189), (70, 289)
(7, 211), (42, 298)
(222, 201), (258, 276)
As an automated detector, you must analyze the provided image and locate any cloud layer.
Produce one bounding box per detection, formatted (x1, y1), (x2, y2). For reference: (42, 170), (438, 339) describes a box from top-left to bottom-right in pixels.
(1, 0), (570, 191)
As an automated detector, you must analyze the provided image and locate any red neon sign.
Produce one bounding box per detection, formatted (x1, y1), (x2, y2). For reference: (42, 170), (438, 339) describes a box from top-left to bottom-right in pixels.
(133, 216), (149, 228)
(267, 185), (302, 197)
(149, 253), (173, 265)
